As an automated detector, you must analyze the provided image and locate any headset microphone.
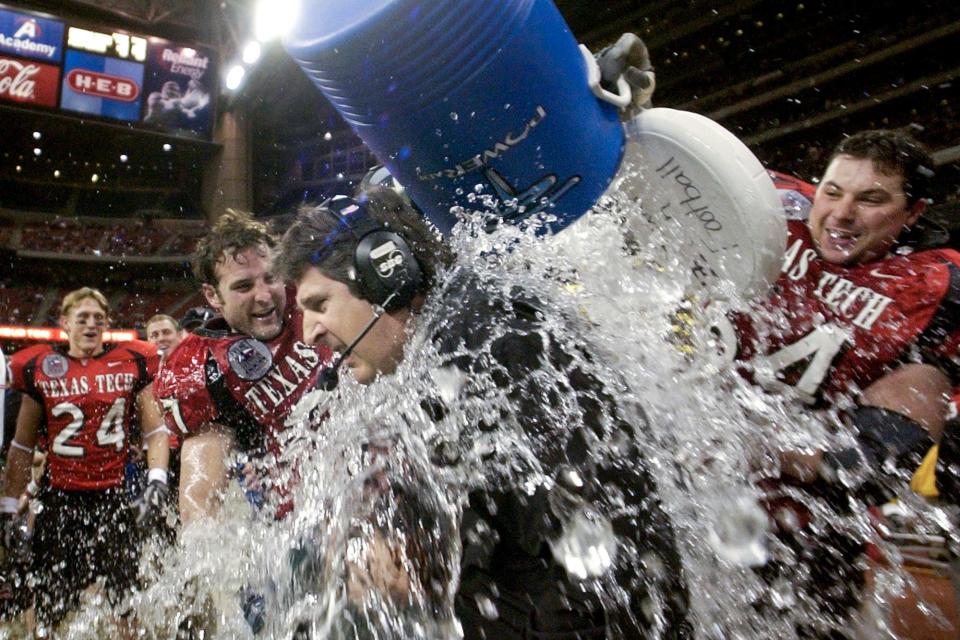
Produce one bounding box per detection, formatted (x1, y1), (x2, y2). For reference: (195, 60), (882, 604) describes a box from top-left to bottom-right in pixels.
(315, 291), (397, 391)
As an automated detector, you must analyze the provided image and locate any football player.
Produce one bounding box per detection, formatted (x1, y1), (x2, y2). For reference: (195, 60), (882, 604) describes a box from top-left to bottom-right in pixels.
(1, 287), (163, 632)
(151, 211), (332, 524)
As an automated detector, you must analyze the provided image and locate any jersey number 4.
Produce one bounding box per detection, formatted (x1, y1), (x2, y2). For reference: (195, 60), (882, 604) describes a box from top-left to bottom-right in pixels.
(51, 398), (127, 457)
(713, 316), (851, 401)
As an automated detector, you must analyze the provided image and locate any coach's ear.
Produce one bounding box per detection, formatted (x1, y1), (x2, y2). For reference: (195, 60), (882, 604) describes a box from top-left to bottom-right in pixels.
(906, 197), (926, 227)
(202, 283), (223, 313)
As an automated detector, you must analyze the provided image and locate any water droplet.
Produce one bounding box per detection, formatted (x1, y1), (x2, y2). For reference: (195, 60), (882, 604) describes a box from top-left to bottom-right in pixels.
(708, 494), (769, 566)
(431, 366), (465, 403)
(474, 593), (499, 620)
(449, 112), (458, 121)
(549, 508), (618, 581)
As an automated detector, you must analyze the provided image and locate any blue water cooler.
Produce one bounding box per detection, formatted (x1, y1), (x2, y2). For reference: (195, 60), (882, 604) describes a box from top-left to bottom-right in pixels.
(284, 0), (625, 235)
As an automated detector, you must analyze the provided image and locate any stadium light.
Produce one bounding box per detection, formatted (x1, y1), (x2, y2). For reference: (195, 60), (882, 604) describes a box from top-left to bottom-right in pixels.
(254, 0), (299, 42)
(242, 41), (261, 65)
(225, 64), (246, 91)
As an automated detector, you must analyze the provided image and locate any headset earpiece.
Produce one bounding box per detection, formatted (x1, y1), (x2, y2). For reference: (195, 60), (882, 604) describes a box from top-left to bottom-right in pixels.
(324, 196), (424, 310)
(353, 226), (422, 309)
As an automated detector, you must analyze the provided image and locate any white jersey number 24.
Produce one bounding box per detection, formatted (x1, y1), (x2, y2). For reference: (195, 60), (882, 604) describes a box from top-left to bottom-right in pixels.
(51, 398), (127, 457)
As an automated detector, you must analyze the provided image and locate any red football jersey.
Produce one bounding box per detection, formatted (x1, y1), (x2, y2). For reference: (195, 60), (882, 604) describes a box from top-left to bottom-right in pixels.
(725, 220), (960, 405)
(10, 340), (159, 490)
(154, 288), (332, 460)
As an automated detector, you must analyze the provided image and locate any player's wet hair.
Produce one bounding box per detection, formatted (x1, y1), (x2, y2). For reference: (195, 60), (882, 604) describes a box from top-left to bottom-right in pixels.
(193, 209), (277, 286)
(274, 186), (453, 302)
(60, 287), (110, 319)
(830, 129), (934, 206)
(145, 313), (180, 331)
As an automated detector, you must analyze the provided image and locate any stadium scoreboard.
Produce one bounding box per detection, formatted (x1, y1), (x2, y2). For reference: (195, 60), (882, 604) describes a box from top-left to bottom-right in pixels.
(0, 3), (219, 140)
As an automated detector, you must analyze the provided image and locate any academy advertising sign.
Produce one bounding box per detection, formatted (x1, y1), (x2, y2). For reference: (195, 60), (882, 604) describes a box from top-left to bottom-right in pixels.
(0, 7), (64, 63)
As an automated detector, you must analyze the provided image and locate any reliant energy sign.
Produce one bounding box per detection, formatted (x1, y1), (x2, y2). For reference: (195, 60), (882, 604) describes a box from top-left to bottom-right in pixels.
(0, 3), (217, 139)
(142, 42), (216, 137)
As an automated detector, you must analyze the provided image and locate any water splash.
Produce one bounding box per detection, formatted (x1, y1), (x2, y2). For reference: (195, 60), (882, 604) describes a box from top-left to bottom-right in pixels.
(28, 178), (941, 639)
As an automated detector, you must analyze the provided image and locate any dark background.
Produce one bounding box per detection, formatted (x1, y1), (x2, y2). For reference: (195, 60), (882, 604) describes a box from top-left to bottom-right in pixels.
(1, 0), (958, 235)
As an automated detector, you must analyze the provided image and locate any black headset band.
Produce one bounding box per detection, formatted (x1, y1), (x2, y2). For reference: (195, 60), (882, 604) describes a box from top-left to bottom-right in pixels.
(317, 195), (424, 310)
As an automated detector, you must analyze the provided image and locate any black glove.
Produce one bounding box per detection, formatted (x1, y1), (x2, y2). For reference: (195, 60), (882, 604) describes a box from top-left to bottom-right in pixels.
(596, 32), (656, 116)
(132, 478), (171, 528)
(0, 512), (30, 564)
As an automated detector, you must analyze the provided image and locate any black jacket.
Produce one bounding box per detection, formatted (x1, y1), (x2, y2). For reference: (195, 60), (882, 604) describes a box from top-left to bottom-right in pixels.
(419, 269), (690, 639)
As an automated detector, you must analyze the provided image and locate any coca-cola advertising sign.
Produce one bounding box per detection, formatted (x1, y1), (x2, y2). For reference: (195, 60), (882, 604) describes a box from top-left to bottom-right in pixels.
(0, 54), (58, 107)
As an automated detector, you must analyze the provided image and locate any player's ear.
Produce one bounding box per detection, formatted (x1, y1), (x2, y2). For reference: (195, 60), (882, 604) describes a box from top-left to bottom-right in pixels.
(906, 197), (926, 227)
(201, 283), (223, 312)
(59, 314), (69, 332)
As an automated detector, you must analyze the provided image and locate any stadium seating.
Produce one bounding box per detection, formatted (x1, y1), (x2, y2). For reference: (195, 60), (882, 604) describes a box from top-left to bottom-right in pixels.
(7, 216), (201, 258)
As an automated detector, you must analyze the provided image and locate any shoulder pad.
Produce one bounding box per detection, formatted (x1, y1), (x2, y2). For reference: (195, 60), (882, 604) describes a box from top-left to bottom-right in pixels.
(8, 343), (51, 397)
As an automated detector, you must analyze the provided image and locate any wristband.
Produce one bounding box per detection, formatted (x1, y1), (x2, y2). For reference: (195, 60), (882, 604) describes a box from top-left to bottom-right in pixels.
(9, 440), (33, 454)
(143, 426), (170, 440)
(0, 497), (19, 514)
(25, 480), (39, 498)
(147, 468), (168, 485)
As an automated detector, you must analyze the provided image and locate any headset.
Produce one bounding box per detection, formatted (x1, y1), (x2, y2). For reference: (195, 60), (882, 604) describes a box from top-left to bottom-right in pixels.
(317, 195), (423, 311)
(312, 195), (424, 390)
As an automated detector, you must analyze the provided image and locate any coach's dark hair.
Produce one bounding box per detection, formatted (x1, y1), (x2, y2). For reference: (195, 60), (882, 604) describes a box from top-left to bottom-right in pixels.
(192, 209), (277, 286)
(274, 187), (453, 301)
(830, 129), (933, 206)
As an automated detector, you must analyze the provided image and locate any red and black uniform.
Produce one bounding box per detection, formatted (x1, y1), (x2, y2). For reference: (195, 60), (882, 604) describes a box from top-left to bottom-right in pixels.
(728, 190), (960, 629)
(9, 339), (158, 627)
(154, 288), (332, 515)
(730, 220), (960, 406)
